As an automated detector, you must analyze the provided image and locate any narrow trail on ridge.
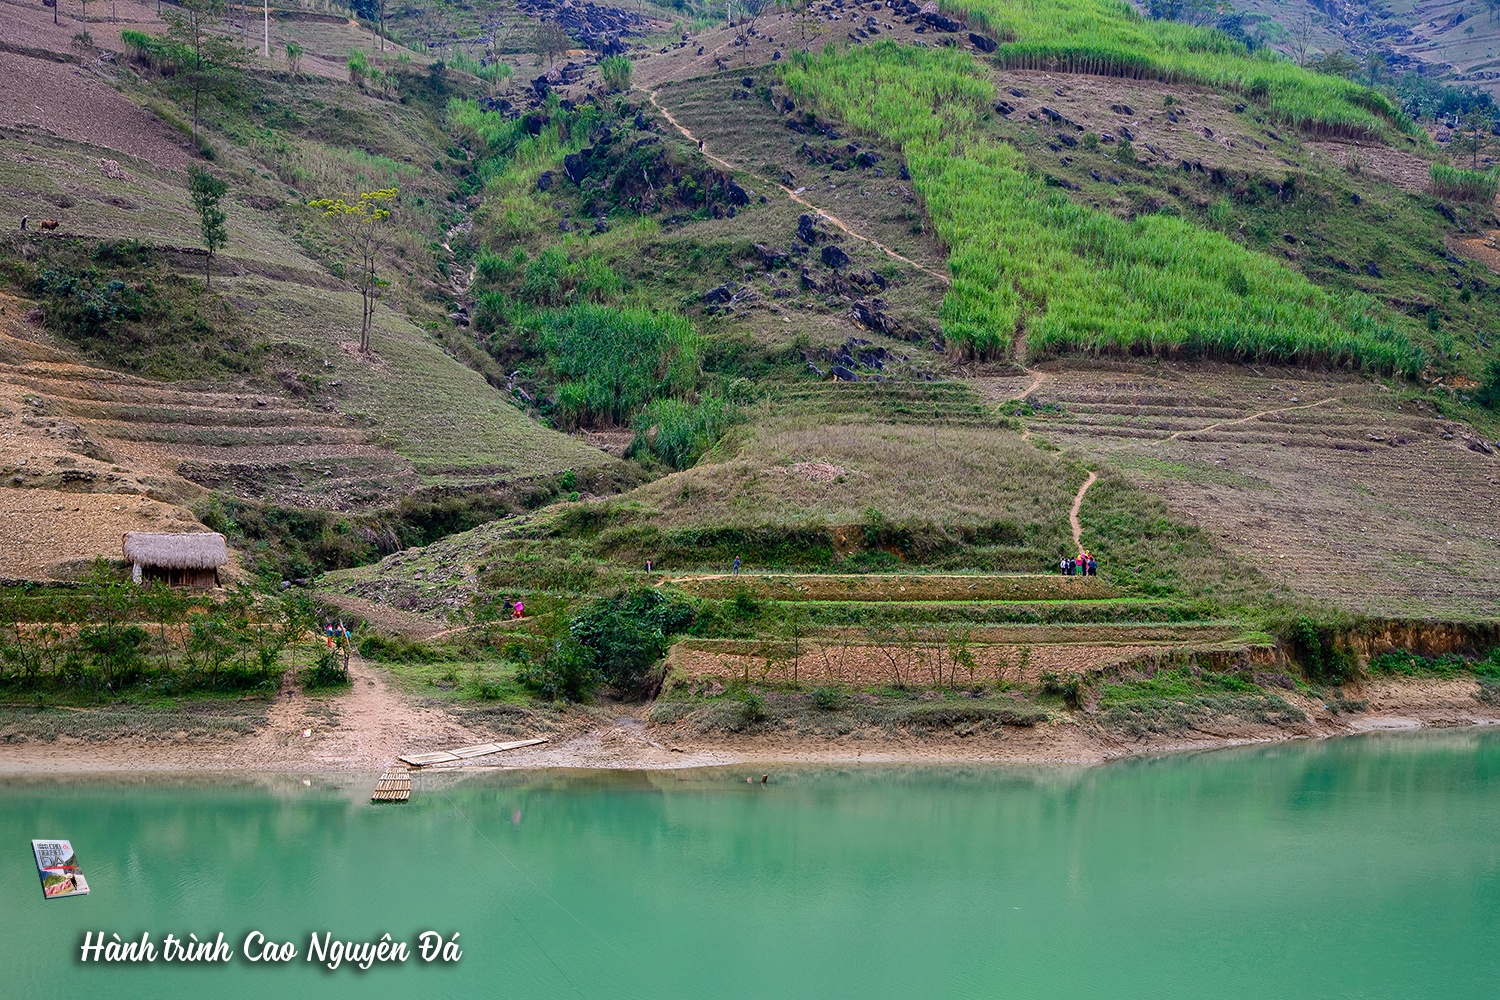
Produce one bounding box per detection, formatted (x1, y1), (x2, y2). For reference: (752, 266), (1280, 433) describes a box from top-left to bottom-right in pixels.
(1069, 470), (1098, 553)
(646, 89), (951, 284)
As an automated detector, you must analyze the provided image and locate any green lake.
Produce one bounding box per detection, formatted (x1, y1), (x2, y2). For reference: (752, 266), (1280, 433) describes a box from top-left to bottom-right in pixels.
(4, 730), (1500, 999)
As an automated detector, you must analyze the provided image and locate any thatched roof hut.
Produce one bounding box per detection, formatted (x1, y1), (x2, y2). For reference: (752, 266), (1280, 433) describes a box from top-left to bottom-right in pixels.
(121, 532), (227, 588)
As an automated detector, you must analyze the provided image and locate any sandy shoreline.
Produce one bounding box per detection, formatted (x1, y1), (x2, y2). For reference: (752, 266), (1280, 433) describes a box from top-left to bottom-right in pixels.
(2, 667), (1496, 775)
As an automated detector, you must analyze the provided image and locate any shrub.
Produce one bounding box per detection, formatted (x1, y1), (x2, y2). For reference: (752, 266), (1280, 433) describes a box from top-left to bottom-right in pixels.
(600, 54), (633, 92)
(567, 589), (696, 694)
(631, 393), (740, 469)
(517, 636), (601, 701)
(1039, 670), (1083, 709)
(1476, 358), (1500, 411)
(302, 648), (350, 688)
(811, 686), (846, 710)
(1288, 616), (1353, 683)
(358, 633), (445, 663)
(737, 691), (767, 725)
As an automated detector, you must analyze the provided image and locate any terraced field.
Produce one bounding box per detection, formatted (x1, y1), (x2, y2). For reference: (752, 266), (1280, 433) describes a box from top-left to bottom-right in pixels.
(1015, 364), (1500, 618)
(663, 569), (1267, 688)
(1, 354), (414, 510)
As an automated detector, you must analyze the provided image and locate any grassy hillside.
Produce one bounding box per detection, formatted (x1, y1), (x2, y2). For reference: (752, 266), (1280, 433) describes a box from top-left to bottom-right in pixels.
(782, 41), (1423, 370)
(2, 0), (1497, 733)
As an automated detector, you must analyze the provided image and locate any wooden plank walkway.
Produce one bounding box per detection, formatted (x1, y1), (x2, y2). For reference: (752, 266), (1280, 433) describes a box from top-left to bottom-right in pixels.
(371, 764), (411, 803)
(399, 737), (549, 768)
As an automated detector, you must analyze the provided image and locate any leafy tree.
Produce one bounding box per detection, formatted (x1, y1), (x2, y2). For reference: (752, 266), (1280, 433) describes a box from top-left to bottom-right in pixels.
(532, 23), (569, 67)
(164, 0), (242, 144)
(1454, 107), (1496, 169)
(188, 166), (227, 287)
(1309, 49), (1360, 79)
(308, 187), (398, 354)
(285, 40), (302, 77)
(567, 589), (695, 694)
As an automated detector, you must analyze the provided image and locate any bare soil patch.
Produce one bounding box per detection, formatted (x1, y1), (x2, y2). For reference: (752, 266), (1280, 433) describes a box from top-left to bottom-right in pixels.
(0, 489), (204, 578)
(0, 50), (193, 171)
(1305, 138), (1432, 194)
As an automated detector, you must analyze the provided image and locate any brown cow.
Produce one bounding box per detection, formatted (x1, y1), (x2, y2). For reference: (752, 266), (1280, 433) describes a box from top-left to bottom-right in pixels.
(38, 219), (59, 231)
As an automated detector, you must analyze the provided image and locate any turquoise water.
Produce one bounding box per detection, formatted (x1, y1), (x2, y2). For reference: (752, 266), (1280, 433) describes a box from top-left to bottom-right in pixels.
(4, 730), (1500, 999)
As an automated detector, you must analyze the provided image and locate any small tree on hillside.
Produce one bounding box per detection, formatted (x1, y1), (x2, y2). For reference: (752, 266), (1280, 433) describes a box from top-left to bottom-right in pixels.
(165, 0), (242, 144)
(308, 187), (399, 354)
(188, 166), (228, 287)
(532, 23), (569, 67)
(1455, 107), (1496, 169)
(285, 40), (302, 77)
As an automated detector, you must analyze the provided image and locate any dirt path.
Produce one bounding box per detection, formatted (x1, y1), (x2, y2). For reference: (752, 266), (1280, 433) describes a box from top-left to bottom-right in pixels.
(234, 655), (480, 770)
(647, 89), (951, 285)
(1158, 397), (1337, 443)
(1069, 469), (1098, 552)
(9, 657), (479, 773)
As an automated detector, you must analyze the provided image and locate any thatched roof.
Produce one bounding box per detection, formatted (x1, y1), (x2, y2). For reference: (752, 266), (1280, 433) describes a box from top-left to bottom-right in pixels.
(121, 532), (228, 569)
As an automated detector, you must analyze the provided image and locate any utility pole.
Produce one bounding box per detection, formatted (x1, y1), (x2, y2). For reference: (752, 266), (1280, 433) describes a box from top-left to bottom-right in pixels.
(264, 0), (269, 58)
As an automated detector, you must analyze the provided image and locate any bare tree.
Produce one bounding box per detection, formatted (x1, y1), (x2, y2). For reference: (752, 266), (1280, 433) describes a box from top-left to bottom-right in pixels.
(1291, 11), (1315, 67)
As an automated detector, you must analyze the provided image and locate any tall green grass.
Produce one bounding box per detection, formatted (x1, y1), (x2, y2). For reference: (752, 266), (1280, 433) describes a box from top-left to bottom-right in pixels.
(633, 393), (740, 470)
(448, 51), (514, 85)
(948, 0), (1408, 139)
(781, 43), (1424, 374)
(532, 305), (702, 428)
(1429, 163), (1500, 203)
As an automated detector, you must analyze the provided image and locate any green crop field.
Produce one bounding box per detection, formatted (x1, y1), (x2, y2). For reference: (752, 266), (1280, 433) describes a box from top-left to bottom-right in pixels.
(782, 42), (1424, 372)
(952, 0), (1408, 139)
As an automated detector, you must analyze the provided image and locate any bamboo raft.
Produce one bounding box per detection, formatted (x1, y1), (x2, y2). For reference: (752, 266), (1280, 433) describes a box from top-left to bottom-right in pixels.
(399, 738), (549, 768)
(371, 764), (412, 803)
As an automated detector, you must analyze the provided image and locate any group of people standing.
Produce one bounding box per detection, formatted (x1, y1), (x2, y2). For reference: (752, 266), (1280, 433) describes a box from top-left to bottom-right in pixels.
(1060, 552), (1098, 577)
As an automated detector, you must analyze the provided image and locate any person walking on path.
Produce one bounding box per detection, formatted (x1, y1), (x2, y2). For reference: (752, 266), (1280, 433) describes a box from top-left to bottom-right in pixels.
(733, 555), (741, 575)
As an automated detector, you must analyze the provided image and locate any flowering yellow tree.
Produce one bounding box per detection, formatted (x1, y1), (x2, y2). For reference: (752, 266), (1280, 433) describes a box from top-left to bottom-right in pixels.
(308, 187), (398, 354)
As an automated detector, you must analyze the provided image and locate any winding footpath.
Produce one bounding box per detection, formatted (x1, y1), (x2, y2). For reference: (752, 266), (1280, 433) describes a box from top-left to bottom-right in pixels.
(646, 89), (951, 285)
(1068, 470), (1098, 553)
(1157, 397), (1337, 443)
(646, 86), (1111, 553)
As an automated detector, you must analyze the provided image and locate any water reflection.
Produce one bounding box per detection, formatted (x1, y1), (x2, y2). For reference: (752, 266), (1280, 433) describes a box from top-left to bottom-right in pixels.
(2, 729), (1499, 999)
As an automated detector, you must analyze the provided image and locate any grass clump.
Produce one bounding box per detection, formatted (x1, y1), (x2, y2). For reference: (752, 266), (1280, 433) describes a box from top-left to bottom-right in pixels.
(780, 42), (1423, 373)
(531, 304), (701, 429)
(600, 54), (632, 93)
(632, 393), (742, 470)
(1428, 163), (1500, 203)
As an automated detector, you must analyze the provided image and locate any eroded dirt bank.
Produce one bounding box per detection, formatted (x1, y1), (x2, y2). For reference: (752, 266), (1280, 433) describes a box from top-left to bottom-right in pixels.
(1, 668), (1496, 773)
